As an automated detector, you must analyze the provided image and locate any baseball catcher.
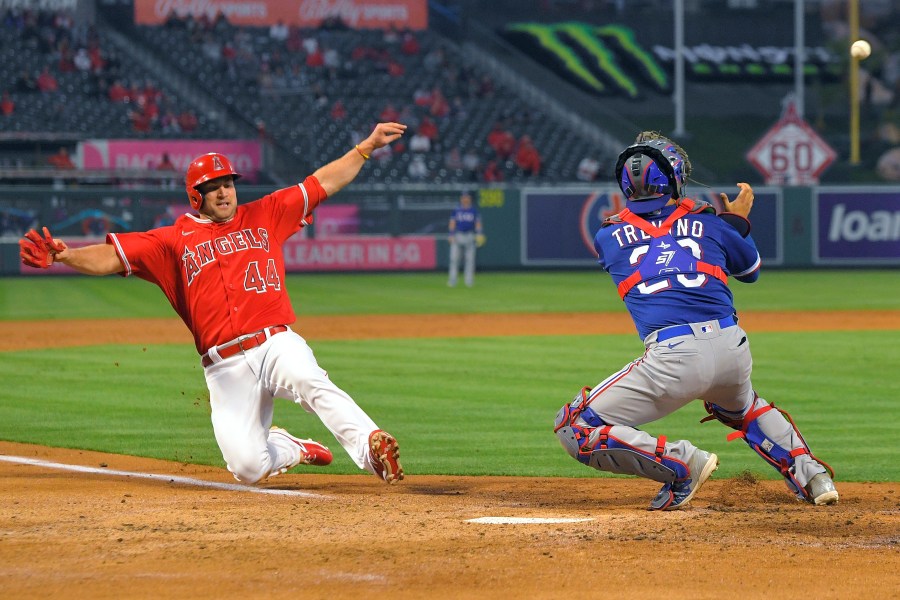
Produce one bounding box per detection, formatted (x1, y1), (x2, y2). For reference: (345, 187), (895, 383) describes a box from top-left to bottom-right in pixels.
(554, 131), (838, 510)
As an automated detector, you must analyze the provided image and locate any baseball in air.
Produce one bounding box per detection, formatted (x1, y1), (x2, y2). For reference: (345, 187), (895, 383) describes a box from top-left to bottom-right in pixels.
(850, 40), (871, 60)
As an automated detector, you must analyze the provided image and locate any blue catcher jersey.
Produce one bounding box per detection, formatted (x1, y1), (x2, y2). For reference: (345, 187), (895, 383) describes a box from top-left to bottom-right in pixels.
(451, 206), (479, 232)
(594, 200), (761, 339)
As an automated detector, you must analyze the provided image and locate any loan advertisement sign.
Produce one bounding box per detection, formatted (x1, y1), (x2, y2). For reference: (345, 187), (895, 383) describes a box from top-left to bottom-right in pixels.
(134, 0), (428, 29)
(814, 189), (900, 264)
(523, 187), (781, 267)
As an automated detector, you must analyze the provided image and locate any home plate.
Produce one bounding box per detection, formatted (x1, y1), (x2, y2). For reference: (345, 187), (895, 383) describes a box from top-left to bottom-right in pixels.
(466, 517), (593, 524)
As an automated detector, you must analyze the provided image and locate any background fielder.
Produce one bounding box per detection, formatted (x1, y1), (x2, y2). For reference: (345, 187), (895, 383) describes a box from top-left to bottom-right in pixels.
(554, 131), (838, 510)
(447, 191), (483, 288)
(19, 122), (408, 486)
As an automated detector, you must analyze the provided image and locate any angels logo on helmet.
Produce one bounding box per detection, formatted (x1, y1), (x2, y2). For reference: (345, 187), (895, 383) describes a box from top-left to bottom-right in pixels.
(184, 152), (242, 210)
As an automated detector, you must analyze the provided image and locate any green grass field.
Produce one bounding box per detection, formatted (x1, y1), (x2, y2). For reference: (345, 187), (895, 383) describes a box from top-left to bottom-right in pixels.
(1, 270), (898, 482)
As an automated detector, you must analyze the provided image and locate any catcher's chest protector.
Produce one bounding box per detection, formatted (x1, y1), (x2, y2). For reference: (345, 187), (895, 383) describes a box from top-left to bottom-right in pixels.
(615, 201), (727, 299)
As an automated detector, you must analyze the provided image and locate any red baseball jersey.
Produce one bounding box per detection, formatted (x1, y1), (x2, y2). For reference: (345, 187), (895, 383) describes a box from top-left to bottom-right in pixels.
(107, 176), (327, 354)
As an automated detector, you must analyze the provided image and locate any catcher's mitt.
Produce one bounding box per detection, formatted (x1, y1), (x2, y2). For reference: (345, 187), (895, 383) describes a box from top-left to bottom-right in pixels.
(476, 233), (486, 247)
(19, 227), (66, 269)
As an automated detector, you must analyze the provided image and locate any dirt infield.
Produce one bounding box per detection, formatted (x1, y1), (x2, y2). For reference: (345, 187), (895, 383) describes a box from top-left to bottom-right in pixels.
(2, 311), (899, 599)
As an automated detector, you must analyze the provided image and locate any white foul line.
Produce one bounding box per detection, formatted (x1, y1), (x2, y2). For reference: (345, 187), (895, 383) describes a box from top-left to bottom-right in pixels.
(0, 454), (330, 499)
(466, 517), (592, 524)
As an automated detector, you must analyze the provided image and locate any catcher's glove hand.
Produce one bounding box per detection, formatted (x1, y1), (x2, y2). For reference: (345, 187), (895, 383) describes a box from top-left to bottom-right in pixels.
(19, 227), (66, 269)
(476, 233), (486, 247)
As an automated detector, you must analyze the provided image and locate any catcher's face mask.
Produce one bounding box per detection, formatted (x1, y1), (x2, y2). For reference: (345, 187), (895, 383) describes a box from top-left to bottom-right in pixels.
(615, 138), (690, 214)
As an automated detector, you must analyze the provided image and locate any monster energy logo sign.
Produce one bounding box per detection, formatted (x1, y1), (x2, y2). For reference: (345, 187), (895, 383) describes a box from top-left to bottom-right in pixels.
(503, 22), (841, 99)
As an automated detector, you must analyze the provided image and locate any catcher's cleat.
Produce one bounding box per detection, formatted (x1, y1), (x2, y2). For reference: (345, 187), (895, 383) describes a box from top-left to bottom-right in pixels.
(269, 426), (333, 469)
(368, 429), (404, 484)
(804, 472), (839, 506)
(649, 450), (718, 511)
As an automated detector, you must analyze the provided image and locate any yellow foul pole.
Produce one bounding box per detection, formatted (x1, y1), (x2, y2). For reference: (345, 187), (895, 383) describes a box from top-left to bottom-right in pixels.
(849, 0), (860, 165)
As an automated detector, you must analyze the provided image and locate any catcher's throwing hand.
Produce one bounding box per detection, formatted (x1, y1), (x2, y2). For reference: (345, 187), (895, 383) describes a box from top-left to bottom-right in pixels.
(719, 182), (754, 218)
(19, 226), (67, 269)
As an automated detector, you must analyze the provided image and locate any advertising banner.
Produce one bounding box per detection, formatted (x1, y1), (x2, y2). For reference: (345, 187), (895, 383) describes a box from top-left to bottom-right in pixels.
(21, 235), (436, 274)
(522, 187), (781, 267)
(814, 189), (900, 264)
(282, 235), (435, 271)
(134, 0), (428, 30)
(79, 140), (262, 178)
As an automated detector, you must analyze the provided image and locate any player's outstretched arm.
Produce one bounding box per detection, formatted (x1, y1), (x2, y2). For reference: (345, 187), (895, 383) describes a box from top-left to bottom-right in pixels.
(19, 227), (123, 275)
(313, 122), (406, 196)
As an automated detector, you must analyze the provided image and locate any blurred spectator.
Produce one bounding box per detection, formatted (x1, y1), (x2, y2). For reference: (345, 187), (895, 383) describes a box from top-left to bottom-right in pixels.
(302, 35), (319, 55)
(73, 46), (91, 72)
(408, 154), (428, 180)
(444, 146), (463, 170)
(1, 91), (14, 116)
(306, 46), (324, 68)
(371, 144), (392, 164)
(286, 26), (304, 53)
(47, 147), (75, 169)
(418, 116), (439, 141)
(462, 148), (480, 180)
(269, 18), (289, 42)
(156, 153), (177, 189)
(514, 136), (541, 176)
(330, 99), (347, 121)
(429, 89), (450, 119)
(36, 67), (58, 93)
(409, 130), (431, 153)
(379, 103), (400, 122)
(157, 152), (176, 170)
(487, 122), (515, 159)
(400, 31), (420, 56)
(576, 155), (601, 181)
(385, 57), (404, 78)
(323, 46), (340, 71)
(482, 159), (503, 182)
(108, 79), (129, 102)
(130, 107), (152, 133)
(178, 109), (198, 132)
(58, 41), (75, 72)
(201, 32), (221, 61)
(382, 24), (399, 45)
(413, 86), (433, 107)
(877, 147), (900, 181)
(160, 110), (180, 132)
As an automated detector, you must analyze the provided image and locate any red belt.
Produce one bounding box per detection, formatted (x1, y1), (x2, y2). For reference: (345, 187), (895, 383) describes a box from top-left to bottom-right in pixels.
(201, 325), (288, 368)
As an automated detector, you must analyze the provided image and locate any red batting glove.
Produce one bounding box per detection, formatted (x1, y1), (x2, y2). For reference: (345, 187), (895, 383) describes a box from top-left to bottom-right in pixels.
(19, 227), (66, 269)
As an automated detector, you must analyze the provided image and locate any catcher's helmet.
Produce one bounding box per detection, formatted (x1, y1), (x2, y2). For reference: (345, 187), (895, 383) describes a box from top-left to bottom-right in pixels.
(185, 152), (242, 210)
(615, 136), (690, 214)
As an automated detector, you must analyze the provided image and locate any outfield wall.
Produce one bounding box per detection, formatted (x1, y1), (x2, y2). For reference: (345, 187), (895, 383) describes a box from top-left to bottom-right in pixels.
(1, 184), (897, 274)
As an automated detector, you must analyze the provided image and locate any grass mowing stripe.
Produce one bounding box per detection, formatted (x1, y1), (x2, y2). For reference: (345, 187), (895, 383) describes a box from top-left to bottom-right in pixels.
(3, 270), (900, 320)
(1, 330), (895, 481)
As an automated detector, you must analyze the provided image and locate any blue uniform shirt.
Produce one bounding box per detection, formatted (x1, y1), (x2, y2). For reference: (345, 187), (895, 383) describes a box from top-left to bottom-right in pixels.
(451, 206), (479, 233)
(594, 202), (761, 339)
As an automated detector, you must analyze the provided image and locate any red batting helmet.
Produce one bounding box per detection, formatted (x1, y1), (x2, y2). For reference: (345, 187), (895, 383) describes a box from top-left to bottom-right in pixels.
(185, 153), (242, 210)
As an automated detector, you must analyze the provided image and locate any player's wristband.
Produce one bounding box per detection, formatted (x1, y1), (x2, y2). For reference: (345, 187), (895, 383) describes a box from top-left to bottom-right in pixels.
(354, 145), (370, 160)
